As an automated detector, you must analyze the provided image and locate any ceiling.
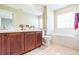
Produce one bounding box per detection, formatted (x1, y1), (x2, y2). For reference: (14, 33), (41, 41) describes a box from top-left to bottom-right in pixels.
(47, 4), (70, 10)
(6, 4), (70, 16)
(6, 4), (43, 16)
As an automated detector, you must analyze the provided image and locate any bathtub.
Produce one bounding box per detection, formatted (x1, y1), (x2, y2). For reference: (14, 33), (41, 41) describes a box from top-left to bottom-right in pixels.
(53, 33), (79, 50)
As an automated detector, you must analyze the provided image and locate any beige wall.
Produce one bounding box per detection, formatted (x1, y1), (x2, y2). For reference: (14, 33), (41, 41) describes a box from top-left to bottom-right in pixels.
(13, 12), (39, 28)
(55, 4), (79, 15)
(0, 4), (39, 28)
(47, 6), (54, 35)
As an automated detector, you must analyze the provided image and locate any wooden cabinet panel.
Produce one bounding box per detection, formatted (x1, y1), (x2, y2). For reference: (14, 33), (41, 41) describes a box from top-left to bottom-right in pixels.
(0, 34), (2, 54)
(36, 31), (42, 47)
(1, 34), (10, 55)
(25, 32), (36, 51)
(7, 32), (24, 55)
(24, 33), (27, 52)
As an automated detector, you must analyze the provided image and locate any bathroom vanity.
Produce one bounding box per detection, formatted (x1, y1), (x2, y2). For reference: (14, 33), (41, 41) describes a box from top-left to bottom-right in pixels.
(0, 30), (42, 55)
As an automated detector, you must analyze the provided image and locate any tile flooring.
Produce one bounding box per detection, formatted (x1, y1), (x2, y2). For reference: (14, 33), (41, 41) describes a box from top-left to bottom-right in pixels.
(24, 43), (79, 55)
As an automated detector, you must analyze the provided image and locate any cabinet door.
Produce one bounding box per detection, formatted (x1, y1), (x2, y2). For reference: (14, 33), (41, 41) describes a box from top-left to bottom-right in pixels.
(36, 31), (42, 47)
(25, 32), (36, 51)
(0, 34), (2, 54)
(8, 32), (24, 55)
(1, 34), (10, 55)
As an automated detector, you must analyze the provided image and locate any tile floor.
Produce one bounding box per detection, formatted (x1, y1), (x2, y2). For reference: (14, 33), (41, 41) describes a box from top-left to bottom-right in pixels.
(24, 43), (79, 55)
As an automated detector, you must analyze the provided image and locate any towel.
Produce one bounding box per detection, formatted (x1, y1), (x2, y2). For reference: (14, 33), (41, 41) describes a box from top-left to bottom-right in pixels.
(74, 13), (79, 29)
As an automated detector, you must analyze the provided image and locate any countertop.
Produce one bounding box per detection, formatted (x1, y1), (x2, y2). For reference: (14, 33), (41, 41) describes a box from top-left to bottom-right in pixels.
(0, 29), (42, 33)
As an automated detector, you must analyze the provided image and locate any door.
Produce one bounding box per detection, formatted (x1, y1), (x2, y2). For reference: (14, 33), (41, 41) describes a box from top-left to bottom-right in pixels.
(25, 32), (36, 51)
(36, 31), (42, 47)
(8, 32), (24, 55)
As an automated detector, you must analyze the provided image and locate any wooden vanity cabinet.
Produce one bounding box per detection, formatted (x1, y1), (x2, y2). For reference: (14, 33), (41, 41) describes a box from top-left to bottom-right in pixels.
(0, 31), (42, 55)
(36, 31), (42, 47)
(25, 32), (36, 51)
(1, 32), (25, 55)
(7, 32), (24, 55)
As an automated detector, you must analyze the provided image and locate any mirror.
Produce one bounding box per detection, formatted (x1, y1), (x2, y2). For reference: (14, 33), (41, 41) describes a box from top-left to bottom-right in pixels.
(1, 18), (13, 30)
(0, 9), (13, 30)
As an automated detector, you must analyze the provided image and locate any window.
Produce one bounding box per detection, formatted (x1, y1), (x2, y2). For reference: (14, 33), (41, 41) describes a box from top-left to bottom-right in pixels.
(57, 11), (76, 28)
